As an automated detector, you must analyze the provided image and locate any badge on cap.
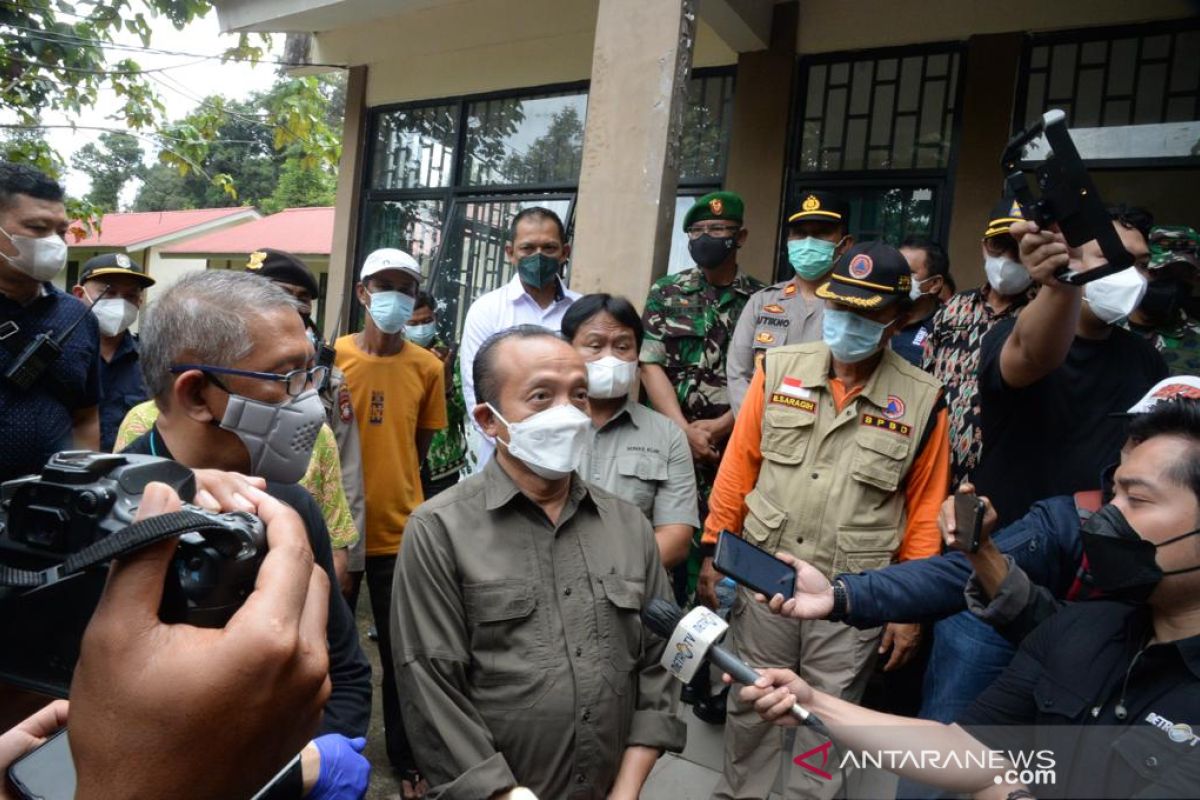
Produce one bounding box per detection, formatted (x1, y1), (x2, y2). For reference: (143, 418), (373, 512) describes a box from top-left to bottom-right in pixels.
(1009, 199), (1022, 216)
(115, 253), (131, 269)
(848, 253), (873, 279)
(802, 195), (821, 212)
(883, 395), (906, 420)
(247, 251), (267, 270)
(710, 197), (724, 216)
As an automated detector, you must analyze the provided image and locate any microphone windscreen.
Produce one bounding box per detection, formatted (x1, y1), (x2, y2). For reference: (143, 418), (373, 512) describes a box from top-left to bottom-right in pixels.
(641, 597), (685, 638)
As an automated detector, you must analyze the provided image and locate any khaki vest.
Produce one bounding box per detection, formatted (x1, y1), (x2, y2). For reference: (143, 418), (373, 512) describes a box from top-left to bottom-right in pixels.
(745, 342), (942, 578)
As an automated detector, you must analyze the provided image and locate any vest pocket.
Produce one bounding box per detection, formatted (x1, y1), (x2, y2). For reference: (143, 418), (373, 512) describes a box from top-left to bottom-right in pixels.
(743, 489), (788, 553)
(761, 407), (815, 465)
(832, 525), (899, 575)
(850, 431), (911, 492)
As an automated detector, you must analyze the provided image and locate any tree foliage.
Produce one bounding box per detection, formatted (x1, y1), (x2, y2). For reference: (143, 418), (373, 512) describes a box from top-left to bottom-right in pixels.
(71, 131), (145, 210)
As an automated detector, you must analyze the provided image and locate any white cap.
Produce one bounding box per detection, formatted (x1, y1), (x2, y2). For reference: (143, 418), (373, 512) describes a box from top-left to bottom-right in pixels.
(361, 248), (421, 282)
(1127, 376), (1200, 414)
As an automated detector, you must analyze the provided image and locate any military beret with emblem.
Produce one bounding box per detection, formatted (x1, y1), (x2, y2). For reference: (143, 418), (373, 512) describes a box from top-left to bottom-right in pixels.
(682, 191), (745, 231)
(79, 252), (155, 288)
(985, 196), (1025, 239)
(816, 241), (912, 309)
(247, 248), (320, 297)
(787, 190), (851, 226)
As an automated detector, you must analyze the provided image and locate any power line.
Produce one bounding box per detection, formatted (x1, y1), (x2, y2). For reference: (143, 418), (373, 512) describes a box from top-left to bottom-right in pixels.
(0, 122), (264, 147)
(2, 53), (210, 75)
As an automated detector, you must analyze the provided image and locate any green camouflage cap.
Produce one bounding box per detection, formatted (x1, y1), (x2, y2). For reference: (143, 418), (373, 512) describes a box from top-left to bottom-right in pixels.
(1149, 225), (1200, 270)
(682, 191), (744, 231)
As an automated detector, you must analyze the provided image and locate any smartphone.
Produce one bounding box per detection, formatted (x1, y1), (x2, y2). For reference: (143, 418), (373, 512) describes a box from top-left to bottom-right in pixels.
(7, 728), (75, 800)
(713, 530), (795, 600)
(951, 493), (985, 554)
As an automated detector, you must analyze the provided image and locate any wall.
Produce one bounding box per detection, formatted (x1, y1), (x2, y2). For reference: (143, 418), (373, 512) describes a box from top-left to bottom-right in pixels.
(144, 251), (208, 307)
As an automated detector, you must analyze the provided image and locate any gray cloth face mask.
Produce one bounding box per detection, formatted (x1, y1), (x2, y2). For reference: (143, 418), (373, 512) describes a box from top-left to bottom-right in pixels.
(219, 388), (325, 483)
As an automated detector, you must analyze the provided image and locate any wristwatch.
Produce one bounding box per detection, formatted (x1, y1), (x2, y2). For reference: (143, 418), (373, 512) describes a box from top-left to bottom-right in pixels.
(828, 580), (849, 622)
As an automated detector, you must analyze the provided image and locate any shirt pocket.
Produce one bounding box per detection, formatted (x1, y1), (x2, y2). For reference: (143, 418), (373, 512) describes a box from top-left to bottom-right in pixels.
(1032, 674), (1091, 721)
(1110, 720), (1193, 783)
(615, 452), (667, 517)
(832, 525), (899, 575)
(595, 574), (645, 689)
(463, 580), (553, 709)
(850, 431), (911, 492)
(743, 488), (788, 553)
(760, 407), (815, 465)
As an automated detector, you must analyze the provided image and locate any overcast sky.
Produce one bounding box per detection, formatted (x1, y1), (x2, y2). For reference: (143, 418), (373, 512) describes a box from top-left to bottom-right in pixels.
(28, 9), (288, 204)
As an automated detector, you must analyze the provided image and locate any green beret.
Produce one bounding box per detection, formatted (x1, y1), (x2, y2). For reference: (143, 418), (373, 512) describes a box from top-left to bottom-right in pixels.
(682, 191), (744, 232)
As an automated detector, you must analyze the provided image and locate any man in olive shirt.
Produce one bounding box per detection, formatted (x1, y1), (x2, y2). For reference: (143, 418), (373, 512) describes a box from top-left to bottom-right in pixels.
(393, 326), (686, 800)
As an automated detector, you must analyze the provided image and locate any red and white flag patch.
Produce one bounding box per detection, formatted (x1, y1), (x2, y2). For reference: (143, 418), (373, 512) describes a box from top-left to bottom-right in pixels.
(775, 376), (811, 399)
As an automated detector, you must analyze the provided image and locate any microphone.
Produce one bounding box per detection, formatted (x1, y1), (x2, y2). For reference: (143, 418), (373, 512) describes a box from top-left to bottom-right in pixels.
(642, 597), (827, 731)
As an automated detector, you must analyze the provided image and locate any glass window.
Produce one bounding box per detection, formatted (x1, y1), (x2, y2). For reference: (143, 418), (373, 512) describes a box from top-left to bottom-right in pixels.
(1019, 23), (1200, 162)
(464, 92), (588, 186)
(369, 104), (457, 190)
(679, 72), (736, 182)
(359, 199), (446, 277)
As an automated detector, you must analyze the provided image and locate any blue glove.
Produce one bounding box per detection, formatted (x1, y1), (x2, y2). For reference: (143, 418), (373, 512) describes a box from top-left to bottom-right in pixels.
(308, 734), (370, 800)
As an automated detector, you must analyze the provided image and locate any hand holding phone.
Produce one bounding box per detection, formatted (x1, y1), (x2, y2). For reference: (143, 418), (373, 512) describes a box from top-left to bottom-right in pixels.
(713, 530), (796, 600)
(950, 492), (985, 554)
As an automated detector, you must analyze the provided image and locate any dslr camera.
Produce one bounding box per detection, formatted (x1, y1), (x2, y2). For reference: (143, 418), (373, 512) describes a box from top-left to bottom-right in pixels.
(0, 451), (266, 696)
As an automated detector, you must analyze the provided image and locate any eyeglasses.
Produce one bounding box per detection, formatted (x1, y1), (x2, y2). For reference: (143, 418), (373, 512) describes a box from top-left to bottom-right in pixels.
(170, 363), (329, 398)
(686, 224), (741, 240)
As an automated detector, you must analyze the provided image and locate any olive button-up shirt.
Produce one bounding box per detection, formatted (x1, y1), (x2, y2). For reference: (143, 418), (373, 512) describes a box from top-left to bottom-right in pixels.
(393, 457), (686, 800)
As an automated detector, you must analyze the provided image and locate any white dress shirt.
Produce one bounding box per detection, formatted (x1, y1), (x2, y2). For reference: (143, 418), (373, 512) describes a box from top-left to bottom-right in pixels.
(459, 274), (581, 470)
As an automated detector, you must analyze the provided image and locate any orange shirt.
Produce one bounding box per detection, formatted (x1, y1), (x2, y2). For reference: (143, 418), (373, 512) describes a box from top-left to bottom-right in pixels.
(336, 335), (447, 556)
(703, 366), (949, 562)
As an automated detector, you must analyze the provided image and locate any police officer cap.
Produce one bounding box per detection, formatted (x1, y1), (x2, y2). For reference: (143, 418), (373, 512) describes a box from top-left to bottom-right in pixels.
(682, 191), (744, 231)
(788, 191), (850, 227)
(815, 241), (912, 310)
(246, 248), (319, 297)
(79, 252), (155, 288)
(985, 196), (1025, 239)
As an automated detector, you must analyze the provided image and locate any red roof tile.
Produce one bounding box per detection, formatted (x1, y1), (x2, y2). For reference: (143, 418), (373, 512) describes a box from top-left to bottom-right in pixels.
(161, 207), (335, 257)
(68, 208), (258, 248)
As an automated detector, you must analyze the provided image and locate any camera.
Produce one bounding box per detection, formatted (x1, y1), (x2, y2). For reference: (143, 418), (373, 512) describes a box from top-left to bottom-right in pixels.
(0, 451), (266, 696)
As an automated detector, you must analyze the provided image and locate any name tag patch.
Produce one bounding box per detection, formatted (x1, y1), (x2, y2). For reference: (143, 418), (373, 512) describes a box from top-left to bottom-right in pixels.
(862, 413), (911, 436)
(771, 394), (816, 412)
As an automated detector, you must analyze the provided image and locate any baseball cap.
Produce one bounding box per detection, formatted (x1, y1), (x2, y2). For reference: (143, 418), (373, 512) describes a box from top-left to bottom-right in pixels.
(361, 248), (422, 283)
(815, 241), (912, 310)
(1126, 377), (1200, 415)
(79, 252), (155, 288)
(787, 190), (850, 226)
(681, 191), (745, 231)
(1148, 226), (1200, 271)
(985, 197), (1025, 239)
(246, 248), (319, 297)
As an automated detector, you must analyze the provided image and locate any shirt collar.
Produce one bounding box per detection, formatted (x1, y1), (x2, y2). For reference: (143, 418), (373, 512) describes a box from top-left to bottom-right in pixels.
(111, 331), (139, 361)
(595, 400), (641, 433)
(482, 452), (591, 513)
(504, 273), (566, 305)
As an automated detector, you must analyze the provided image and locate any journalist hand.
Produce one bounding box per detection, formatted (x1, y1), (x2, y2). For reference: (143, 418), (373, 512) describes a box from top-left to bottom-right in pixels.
(191, 468), (267, 514)
(753, 552), (835, 620)
(728, 668), (812, 728)
(1012, 219), (1077, 287)
(70, 481), (332, 800)
(301, 734), (370, 799)
(0, 700), (69, 800)
(938, 482), (1000, 553)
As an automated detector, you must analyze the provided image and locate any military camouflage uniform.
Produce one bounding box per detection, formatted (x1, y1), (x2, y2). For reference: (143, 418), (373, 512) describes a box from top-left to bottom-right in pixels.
(640, 267), (764, 497)
(1128, 314), (1200, 377)
(421, 338), (470, 487)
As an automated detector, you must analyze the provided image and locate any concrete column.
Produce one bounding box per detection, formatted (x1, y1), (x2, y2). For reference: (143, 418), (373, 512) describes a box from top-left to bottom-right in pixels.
(324, 64), (368, 341)
(570, 0), (697, 309)
(944, 33), (1023, 289)
(723, 1), (797, 285)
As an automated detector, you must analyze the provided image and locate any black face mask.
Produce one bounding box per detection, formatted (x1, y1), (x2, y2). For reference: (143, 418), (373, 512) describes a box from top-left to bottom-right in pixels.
(689, 234), (736, 270)
(1139, 278), (1187, 323)
(1081, 504), (1200, 602)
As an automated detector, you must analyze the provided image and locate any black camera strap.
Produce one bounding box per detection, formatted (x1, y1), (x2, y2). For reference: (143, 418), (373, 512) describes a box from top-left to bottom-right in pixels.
(0, 509), (223, 589)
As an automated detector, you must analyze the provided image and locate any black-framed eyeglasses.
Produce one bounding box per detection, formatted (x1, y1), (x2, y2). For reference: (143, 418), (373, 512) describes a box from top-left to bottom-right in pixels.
(170, 364), (329, 398)
(686, 224), (741, 240)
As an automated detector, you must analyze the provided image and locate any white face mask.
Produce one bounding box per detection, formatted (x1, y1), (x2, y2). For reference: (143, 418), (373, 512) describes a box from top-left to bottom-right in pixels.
(585, 356), (638, 399)
(1083, 267), (1148, 325)
(0, 227), (67, 282)
(487, 402), (593, 480)
(984, 254), (1032, 296)
(92, 297), (139, 337)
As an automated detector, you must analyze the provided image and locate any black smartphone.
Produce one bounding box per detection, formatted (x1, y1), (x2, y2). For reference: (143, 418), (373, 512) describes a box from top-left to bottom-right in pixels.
(713, 530), (795, 600)
(952, 493), (985, 554)
(7, 728), (75, 800)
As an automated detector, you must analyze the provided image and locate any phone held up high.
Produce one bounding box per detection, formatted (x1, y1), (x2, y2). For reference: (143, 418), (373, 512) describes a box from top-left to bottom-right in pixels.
(713, 530), (796, 600)
(951, 493), (985, 554)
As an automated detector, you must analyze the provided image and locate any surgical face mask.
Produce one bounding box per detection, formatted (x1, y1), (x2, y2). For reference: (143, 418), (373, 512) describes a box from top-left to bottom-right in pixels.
(822, 307), (890, 364)
(984, 254), (1032, 296)
(1081, 504), (1200, 602)
(487, 401), (593, 480)
(586, 355), (638, 399)
(517, 253), (562, 289)
(1083, 267), (1148, 325)
(689, 234), (736, 270)
(405, 322), (437, 347)
(219, 388), (325, 484)
(787, 237), (840, 281)
(909, 276), (933, 302)
(0, 227), (67, 282)
(366, 289), (415, 335)
(92, 297), (138, 337)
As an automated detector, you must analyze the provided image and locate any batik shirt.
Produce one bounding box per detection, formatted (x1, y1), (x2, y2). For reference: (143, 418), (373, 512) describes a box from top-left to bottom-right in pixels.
(922, 286), (1028, 487)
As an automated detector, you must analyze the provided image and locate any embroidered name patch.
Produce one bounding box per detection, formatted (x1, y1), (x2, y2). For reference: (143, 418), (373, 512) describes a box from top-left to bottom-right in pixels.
(862, 413), (911, 436)
(771, 394), (816, 412)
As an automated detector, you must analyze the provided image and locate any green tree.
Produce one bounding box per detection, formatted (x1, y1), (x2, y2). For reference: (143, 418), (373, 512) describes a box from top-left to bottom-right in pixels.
(260, 151), (335, 214)
(71, 132), (146, 211)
